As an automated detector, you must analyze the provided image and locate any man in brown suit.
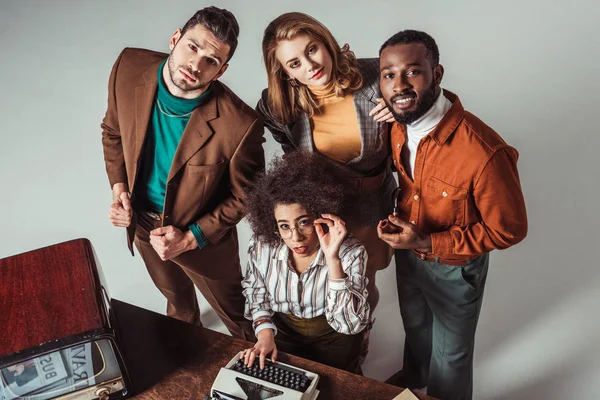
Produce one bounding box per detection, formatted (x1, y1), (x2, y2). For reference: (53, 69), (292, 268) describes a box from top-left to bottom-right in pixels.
(101, 7), (264, 340)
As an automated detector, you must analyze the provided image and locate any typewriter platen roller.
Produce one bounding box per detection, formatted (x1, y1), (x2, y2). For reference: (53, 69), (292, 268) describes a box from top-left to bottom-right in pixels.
(209, 352), (320, 400)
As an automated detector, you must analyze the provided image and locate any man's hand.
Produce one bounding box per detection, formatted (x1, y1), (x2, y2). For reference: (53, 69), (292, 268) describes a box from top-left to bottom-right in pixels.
(377, 214), (432, 252)
(149, 226), (198, 261)
(241, 328), (278, 369)
(109, 182), (132, 227)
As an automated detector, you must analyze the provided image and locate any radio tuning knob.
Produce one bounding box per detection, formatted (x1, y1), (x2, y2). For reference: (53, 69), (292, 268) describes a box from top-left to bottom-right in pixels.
(95, 387), (111, 400)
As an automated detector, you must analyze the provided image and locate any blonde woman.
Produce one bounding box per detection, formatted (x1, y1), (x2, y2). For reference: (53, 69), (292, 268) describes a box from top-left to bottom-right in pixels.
(256, 13), (396, 336)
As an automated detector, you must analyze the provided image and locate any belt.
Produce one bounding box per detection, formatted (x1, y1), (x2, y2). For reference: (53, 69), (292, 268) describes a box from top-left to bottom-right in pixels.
(347, 168), (387, 192)
(141, 210), (163, 221)
(412, 250), (470, 267)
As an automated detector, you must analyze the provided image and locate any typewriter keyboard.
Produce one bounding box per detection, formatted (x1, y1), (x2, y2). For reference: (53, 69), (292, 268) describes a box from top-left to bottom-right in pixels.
(232, 359), (312, 392)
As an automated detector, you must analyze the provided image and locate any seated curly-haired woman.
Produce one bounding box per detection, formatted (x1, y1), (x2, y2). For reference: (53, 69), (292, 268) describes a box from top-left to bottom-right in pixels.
(240, 151), (370, 374)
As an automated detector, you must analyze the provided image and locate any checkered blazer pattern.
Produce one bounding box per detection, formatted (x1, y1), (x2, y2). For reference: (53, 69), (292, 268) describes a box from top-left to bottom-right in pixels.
(256, 58), (397, 226)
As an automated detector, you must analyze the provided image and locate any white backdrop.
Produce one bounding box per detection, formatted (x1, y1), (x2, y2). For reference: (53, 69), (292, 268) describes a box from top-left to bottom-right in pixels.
(1, 1), (599, 399)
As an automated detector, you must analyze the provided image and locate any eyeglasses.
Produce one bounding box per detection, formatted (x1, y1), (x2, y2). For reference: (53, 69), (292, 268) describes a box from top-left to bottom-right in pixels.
(276, 218), (315, 239)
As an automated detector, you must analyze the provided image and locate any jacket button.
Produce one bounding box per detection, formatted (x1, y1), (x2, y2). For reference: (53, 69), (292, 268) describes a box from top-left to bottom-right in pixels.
(413, 195), (419, 201)
(442, 191), (448, 197)
(411, 220), (416, 225)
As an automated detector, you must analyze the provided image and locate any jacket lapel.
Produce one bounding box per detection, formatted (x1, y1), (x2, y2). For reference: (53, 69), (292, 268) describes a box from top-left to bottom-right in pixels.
(133, 62), (161, 178)
(350, 73), (380, 165)
(167, 86), (218, 182)
(287, 114), (314, 151)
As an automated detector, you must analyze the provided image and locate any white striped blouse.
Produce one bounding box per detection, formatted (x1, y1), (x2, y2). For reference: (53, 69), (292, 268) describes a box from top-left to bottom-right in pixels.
(242, 236), (370, 336)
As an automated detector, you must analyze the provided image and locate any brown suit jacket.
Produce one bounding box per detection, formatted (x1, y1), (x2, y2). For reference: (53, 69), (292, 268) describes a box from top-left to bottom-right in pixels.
(101, 48), (265, 270)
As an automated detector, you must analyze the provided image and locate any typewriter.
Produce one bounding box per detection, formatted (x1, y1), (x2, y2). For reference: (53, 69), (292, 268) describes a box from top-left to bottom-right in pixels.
(208, 353), (319, 400)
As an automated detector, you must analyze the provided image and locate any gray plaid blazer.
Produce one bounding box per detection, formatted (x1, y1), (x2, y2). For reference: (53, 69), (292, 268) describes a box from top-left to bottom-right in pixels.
(256, 58), (397, 226)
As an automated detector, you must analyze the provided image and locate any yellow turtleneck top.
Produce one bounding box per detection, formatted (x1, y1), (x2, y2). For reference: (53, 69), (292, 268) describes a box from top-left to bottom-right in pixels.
(309, 84), (362, 164)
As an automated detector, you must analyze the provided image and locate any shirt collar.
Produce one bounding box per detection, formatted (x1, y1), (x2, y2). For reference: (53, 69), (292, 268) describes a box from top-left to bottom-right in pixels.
(274, 241), (326, 268)
(428, 90), (465, 146)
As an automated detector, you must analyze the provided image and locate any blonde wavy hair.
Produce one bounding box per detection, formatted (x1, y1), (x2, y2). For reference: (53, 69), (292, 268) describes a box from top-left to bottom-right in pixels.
(262, 12), (364, 125)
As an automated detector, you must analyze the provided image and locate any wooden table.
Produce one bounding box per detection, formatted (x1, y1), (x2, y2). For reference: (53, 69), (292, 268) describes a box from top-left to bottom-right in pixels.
(112, 300), (436, 400)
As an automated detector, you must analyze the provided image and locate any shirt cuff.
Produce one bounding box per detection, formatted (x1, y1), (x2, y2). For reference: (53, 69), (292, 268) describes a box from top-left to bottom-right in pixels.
(255, 322), (278, 337)
(430, 231), (453, 256)
(252, 310), (272, 320)
(328, 277), (351, 291)
(188, 223), (209, 249)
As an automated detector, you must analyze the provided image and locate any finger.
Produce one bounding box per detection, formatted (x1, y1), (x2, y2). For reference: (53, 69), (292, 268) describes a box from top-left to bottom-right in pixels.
(378, 231), (404, 248)
(110, 220), (129, 227)
(109, 210), (131, 222)
(314, 223), (325, 238)
(373, 108), (390, 121)
(150, 227), (167, 236)
(375, 110), (394, 123)
(108, 208), (120, 219)
(119, 192), (132, 211)
(110, 208), (131, 220)
(271, 347), (278, 363)
(313, 218), (332, 227)
(259, 352), (266, 369)
(320, 213), (343, 224)
(110, 217), (131, 227)
(247, 350), (256, 368)
(150, 228), (162, 236)
(163, 226), (177, 237)
(384, 115), (396, 123)
(149, 234), (163, 245)
(376, 221), (387, 238)
(149, 237), (165, 252)
(368, 101), (384, 116)
(244, 349), (251, 366)
(388, 214), (408, 228)
(314, 217), (334, 227)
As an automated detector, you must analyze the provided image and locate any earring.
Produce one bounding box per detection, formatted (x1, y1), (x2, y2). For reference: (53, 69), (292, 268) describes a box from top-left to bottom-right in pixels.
(288, 78), (298, 87)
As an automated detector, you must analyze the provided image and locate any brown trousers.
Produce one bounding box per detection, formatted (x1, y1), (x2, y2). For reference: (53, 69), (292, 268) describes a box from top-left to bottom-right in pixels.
(133, 211), (254, 341)
(273, 313), (365, 374)
(348, 225), (394, 314)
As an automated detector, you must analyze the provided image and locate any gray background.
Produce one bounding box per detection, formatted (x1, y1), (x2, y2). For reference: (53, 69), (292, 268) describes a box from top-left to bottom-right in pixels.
(1, 0), (599, 398)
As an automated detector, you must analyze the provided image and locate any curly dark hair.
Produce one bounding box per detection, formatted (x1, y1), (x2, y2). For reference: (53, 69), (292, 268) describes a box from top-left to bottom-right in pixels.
(245, 151), (350, 246)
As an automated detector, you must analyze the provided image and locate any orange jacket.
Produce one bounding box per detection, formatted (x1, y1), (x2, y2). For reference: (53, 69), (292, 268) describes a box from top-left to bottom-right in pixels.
(391, 90), (527, 260)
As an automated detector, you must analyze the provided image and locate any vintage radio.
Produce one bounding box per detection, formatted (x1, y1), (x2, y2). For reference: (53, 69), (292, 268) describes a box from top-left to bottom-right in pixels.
(0, 239), (130, 399)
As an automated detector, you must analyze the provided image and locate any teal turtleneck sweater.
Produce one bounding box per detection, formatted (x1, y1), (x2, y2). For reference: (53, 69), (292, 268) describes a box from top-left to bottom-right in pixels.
(135, 60), (212, 248)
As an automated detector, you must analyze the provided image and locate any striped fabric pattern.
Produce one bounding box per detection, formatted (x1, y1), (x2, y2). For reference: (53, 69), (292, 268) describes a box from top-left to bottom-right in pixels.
(242, 236), (370, 336)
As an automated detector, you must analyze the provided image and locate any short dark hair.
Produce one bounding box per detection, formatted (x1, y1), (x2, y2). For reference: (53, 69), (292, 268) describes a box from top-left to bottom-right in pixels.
(181, 6), (239, 61)
(245, 151), (350, 247)
(379, 30), (440, 67)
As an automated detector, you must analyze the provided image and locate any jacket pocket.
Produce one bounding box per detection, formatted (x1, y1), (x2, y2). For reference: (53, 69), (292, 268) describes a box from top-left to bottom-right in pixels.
(425, 176), (468, 226)
(179, 162), (227, 208)
(186, 161), (225, 173)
